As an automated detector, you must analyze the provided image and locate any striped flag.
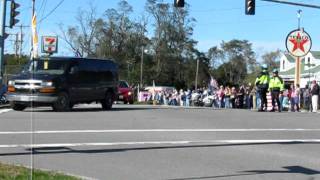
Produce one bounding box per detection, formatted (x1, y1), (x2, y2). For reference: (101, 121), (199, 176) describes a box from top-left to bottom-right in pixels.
(31, 13), (38, 58)
(209, 76), (218, 90)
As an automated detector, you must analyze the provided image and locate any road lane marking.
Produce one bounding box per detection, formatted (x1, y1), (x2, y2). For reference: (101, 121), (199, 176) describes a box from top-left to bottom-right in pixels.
(0, 128), (320, 134)
(0, 109), (11, 114)
(0, 139), (319, 148)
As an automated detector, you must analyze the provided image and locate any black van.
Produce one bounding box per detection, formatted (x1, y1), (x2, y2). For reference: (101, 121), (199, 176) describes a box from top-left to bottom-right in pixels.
(6, 57), (118, 111)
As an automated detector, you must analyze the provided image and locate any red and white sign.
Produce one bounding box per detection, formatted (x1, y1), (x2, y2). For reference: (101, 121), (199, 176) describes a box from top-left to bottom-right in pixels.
(41, 36), (58, 54)
(286, 29), (312, 57)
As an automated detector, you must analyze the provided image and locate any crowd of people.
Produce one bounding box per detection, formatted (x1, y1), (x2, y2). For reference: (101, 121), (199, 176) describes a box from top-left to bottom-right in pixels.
(150, 64), (320, 113)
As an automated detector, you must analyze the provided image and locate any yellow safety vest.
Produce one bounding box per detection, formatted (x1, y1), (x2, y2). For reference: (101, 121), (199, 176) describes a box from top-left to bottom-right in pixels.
(269, 76), (284, 91)
(255, 74), (270, 90)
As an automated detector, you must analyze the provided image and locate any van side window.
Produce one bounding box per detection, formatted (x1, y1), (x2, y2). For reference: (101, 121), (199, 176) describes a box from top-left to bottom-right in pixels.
(69, 66), (79, 75)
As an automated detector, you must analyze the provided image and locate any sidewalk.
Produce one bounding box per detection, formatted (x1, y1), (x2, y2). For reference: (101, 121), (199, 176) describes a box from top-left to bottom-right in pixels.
(0, 104), (10, 109)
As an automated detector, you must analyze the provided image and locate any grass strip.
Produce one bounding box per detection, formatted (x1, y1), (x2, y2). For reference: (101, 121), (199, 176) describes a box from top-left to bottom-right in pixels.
(0, 162), (80, 180)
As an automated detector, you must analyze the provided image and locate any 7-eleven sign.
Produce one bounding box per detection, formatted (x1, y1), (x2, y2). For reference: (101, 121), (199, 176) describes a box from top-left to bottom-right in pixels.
(41, 36), (58, 54)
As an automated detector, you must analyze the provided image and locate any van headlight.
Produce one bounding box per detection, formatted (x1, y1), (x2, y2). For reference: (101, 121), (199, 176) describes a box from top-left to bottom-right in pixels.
(128, 92), (132, 96)
(8, 80), (14, 86)
(41, 81), (53, 87)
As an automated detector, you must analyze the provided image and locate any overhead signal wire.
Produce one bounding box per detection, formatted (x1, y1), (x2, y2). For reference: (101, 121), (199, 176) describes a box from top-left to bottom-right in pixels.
(38, 0), (65, 23)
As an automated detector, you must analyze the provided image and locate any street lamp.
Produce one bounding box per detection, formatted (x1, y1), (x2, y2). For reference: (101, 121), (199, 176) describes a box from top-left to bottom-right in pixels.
(140, 47), (148, 88)
(297, 9), (302, 30)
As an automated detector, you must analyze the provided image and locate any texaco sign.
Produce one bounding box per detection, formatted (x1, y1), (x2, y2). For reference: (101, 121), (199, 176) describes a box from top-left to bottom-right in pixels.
(286, 29), (312, 57)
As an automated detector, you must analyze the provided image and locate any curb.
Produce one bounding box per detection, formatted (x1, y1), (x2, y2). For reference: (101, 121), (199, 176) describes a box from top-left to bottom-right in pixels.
(0, 104), (10, 109)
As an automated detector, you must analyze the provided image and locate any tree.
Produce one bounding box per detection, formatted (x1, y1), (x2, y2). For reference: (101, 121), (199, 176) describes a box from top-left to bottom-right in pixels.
(207, 46), (223, 69)
(262, 50), (281, 71)
(59, 4), (100, 57)
(145, 0), (199, 87)
(58, 0), (208, 89)
(209, 39), (256, 86)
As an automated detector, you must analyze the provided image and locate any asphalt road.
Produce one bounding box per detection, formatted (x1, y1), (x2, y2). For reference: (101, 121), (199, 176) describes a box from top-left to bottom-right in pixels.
(0, 104), (320, 180)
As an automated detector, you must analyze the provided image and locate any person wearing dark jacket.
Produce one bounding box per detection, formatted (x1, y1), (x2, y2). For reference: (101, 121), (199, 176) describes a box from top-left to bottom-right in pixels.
(311, 80), (319, 113)
(255, 64), (270, 112)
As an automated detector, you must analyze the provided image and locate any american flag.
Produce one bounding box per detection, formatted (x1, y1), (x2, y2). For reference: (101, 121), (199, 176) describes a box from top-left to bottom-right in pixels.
(209, 76), (218, 90)
(31, 13), (38, 58)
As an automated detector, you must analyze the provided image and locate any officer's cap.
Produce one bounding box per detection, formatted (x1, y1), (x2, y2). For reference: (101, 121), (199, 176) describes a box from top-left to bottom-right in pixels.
(261, 64), (268, 69)
(272, 69), (278, 73)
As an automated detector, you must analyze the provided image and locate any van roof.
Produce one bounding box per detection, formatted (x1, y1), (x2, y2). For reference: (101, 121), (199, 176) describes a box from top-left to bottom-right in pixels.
(38, 56), (115, 62)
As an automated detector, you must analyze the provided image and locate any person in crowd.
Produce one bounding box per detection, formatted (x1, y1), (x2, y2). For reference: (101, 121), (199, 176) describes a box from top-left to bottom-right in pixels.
(212, 89), (219, 108)
(268, 69), (284, 112)
(218, 85), (225, 108)
(281, 88), (289, 111)
(224, 86), (231, 108)
(186, 89), (191, 107)
(250, 86), (257, 110)
(237, 85), (245, 108)
(290, 84), (300, 112)
(163, 91), (168, 105)
(303, 85), (311, 112)
(230, 87), (237, 108)
(179, 89), (186, 106)
(311, 80), (319, 113)
(245, 83), (253, 109)
(255, 64), (270, 112)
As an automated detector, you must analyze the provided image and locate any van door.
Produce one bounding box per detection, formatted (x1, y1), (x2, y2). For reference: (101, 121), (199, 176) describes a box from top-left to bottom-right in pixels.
(67, 63), (88, 102)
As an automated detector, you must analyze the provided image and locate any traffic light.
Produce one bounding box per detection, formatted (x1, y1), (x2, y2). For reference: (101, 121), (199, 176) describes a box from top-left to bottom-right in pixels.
(10, 0), (20, 28)
(174, 0), (184, 7)
(245, 0), (255, 15)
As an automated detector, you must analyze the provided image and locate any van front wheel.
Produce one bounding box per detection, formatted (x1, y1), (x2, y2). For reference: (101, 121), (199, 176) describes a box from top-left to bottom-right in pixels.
(11, 103), (27, 111)
(52, 92), (70, 112)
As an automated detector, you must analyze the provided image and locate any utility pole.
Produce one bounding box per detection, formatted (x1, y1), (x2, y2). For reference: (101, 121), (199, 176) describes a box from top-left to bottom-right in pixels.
(30, 2), (35, 180)
(14, 33), (18, 57)
(19, 24), (23, 58)
(195, 59), (199, 90)
(140, 47), (144, 87)
(0, 0), (7, 85)
(31, 0), (35, 59)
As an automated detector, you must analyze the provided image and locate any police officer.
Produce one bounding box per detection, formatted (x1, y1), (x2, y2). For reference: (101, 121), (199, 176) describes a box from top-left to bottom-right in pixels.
(269, 69), (284, 112)
(255, 64), (270, 112)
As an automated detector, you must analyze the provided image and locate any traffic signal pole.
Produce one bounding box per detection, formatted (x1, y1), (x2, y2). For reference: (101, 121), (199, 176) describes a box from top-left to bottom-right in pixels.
(261, 0), (320, 9)
(0, 0), (7, 85)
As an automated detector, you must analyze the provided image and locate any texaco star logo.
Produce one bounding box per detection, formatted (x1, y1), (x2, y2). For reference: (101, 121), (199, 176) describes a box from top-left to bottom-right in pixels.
(286, 29), (312, 57)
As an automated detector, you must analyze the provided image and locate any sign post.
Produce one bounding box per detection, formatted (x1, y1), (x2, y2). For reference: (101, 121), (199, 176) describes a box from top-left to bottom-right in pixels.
(285, 29), (312, 85)
(41, 36), (58, 55)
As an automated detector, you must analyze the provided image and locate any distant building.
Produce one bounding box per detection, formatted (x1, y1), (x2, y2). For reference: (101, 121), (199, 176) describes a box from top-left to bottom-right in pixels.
(279, 51), (320, 87)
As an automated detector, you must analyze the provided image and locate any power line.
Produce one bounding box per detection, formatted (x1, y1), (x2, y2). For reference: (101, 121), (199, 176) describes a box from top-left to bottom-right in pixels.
(192, 0), (315, 13)
(38, 0), (46, 13)
(197, 14), (320, 26)
(38, 0), (48, 32)
(38, 0), (65, 23)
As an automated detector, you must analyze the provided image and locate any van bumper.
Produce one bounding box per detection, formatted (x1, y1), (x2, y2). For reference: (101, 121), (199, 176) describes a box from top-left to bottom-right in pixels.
(6, 93), (58, 103)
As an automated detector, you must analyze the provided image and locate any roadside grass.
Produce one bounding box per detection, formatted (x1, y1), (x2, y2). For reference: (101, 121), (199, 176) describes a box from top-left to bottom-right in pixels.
(0, 162), (80, 180)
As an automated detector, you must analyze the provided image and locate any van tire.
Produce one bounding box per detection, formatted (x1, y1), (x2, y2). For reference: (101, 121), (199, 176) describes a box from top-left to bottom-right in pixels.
(101, 92), (113, 110)
(11, 103), (27, 111)
(52, 92), (70, 112)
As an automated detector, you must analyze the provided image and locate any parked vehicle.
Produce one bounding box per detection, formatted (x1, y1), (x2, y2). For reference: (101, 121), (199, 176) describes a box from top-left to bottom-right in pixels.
(202, 94), (216, 107)
(191, 92), (203, 106)
(6, 57), (118, 111)
(117, 80), (134, 104)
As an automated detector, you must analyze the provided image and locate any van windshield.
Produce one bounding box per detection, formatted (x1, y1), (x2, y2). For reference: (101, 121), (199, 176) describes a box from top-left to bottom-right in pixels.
(23, 60), (68, 75)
